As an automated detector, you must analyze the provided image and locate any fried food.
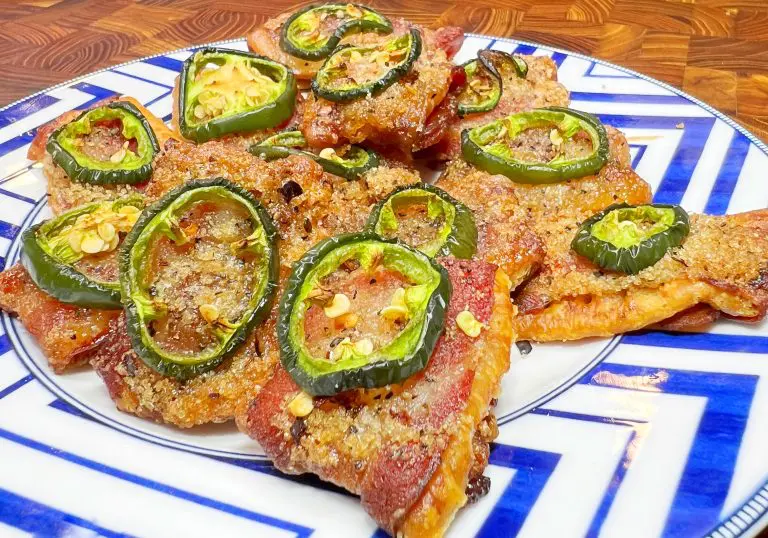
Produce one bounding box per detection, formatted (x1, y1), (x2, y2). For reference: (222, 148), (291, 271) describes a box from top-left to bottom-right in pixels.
(436, 162), (544, 288)
(0, 264), (118, 372)
(514, 209), (768, 341)
(29, 97), (178, 215)
(147, 139), (420, 268)
(89, 139), (421, 427)
(239, 258), (512, 536)
(425, 55), (570, 160)
(301, 21), (462, 153)
(90, 312), (278, 428)
(248, 14), (463, 83)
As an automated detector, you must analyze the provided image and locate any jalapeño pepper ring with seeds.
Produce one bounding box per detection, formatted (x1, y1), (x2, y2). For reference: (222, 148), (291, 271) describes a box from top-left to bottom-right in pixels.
(279, 232), (451, 396)
(178, 48), (297, 143)
(280, 3), (392, 61)
(571, 203), (691, 275)
(46, 101), (160, 185)
(21, 195), (144, 309)
(120, 178), (279, 380)
(461, 106), (610, 184)
(366, 183), (478, 259)
(312, 28), (422, 103)
(249, 130), (380, 180)
(457, 50), (528, 117)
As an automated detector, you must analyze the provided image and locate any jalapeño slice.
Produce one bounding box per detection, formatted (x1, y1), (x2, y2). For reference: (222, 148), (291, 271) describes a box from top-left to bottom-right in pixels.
(249, 130), (380, 180)
(120, 178), (279, 380)
(571, 203), (690, 275)
(312, 28), (422, 103)
(457, 50), (528, 117)
(479, 49), (528, 79)
(281, 3), (392, 61)
(46, 101), (160, 185)
(20, 196), (144, 309)
(366, 183), (477, 259)
(178, 48), (297, 143)
(461, 106), (610, 184)
(279, 232), (451, 396)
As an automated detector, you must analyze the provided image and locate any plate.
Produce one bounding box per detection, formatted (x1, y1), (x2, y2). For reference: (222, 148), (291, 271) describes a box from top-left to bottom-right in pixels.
(0, 34), (767, 538)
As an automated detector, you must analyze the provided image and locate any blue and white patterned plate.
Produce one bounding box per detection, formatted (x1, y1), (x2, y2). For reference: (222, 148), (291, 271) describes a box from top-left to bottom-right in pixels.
(0, 34), (767, 538)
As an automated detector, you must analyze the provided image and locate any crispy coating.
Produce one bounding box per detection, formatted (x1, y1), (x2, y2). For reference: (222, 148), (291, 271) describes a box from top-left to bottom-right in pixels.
(239, 259), (513, 536)
(0, 264), (118, 372)
(148, 139), (420, 269)
(90, 140), (420, 427)
(248, 15), (463, 83)
(34, 97), (178, 215)
(513, 210), (768, 341)
(427, 55), (570, 160)
(301, 22), (459, 152)
(468, 124), (768, 341)
(437, 161), (544, 288)
(90, 312), (279, 428)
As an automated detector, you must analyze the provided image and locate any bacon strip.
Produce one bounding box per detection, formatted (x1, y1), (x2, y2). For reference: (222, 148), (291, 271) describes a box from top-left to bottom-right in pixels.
(239, 258), (513, 535)
(0, 264), (118, 372)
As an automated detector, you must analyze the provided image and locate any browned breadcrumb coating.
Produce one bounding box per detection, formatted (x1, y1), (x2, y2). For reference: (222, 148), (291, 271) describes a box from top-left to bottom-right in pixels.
(45, 153), (142, 215)
(301, 25), (455, 152)
(90, 313), (279, 428)
(148, 139), (420, 270)
(476, 125), (768, 340)
(89, 139), (421, 427)
(437, 160), (544, 288)
(35, 96), (178, 215)
(429, 55), (571, 160)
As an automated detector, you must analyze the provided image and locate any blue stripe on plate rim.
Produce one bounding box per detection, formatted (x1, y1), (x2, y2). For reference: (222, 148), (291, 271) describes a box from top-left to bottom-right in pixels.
(1, 33), (767, 538)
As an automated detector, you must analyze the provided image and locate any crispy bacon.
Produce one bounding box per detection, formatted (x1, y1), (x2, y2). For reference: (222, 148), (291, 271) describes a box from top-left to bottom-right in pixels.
(86, 141), (422, 427)
(424, 55), (571, 160)
(301, 22), (459, 152)
(89, 313), (279, 428)
(247, 15), (463, 83)
(437, 159), (544, 289)
(240, 258), (514, 535)
(512, 210), (768, 341)
(413, 66), (466, 153)
(0, 264), (118, 372)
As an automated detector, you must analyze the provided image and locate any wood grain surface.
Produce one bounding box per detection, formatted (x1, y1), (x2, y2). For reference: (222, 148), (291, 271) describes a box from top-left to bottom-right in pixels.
(1, 0), (767, 143)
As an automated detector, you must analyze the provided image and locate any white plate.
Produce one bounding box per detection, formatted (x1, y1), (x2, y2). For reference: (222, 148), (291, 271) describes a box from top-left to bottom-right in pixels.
(0, 35), (766, 538)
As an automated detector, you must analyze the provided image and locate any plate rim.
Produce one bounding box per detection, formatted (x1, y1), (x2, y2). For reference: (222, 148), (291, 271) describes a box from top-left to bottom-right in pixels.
(1, 32), (767, 538)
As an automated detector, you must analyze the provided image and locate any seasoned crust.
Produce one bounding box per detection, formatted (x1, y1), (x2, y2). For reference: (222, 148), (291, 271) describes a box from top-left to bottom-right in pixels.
(90, 312), (278, 428)
(35, 97), (179, 216)
(148, 139), (420, 270)
(473, 123), (768, 340)
(513, 210), (768, 341)
(238, 259), (513, 536)
(0, 264), (118, 373)
(437, 160), (544, 289)
(89, 140), (421, 427)
(301, 22), (459, 153)
(427, 54), (571, 160)
(248, 15), (463, 82)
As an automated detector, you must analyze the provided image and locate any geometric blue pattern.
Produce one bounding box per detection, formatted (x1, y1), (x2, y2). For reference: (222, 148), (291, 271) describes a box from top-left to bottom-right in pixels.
(0, 34), (767, 537)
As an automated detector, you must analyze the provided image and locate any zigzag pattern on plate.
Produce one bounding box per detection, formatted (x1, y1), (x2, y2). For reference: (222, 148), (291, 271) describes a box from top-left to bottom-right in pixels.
(0, 36), (766, 538)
